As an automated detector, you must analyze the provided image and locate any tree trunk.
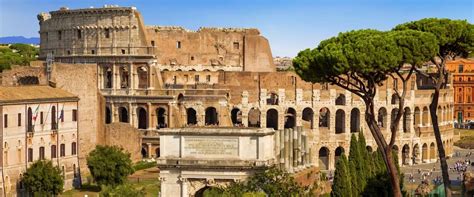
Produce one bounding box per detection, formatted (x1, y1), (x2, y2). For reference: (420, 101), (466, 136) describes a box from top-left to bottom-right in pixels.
(385, 149), (402, 197)
(429, 88), (452, 197)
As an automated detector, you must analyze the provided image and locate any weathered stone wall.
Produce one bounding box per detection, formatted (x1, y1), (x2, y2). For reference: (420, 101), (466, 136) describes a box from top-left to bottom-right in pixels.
(103, 123), (142, 162)
(50, 63), (102, 171)
(0, 64), (47, 86)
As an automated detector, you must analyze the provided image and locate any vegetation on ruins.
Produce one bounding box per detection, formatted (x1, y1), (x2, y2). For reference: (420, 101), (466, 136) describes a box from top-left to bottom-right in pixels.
(21, 160), (64, 196)
(394, 18), (474, 196)
(331, 132), (404, 196)
(203, 167), (307, 196)
(87, 145), (134, 187)
(99, 183), (146, 197)
(0, 43), (38, 71)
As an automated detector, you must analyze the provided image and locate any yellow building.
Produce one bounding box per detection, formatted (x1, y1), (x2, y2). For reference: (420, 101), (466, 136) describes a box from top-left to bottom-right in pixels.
(446, 58), (474, 124)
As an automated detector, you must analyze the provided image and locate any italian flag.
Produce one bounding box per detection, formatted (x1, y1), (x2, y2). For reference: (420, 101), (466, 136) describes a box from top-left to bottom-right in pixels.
(32, 105), (40, 121)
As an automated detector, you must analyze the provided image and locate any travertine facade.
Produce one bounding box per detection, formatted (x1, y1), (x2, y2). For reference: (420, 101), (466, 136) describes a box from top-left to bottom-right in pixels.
(32, 6), (457, 196)
(0, 86), (79, 196)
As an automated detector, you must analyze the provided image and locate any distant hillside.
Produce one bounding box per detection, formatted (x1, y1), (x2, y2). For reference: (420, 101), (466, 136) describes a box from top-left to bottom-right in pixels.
(0, 36), (40, 45)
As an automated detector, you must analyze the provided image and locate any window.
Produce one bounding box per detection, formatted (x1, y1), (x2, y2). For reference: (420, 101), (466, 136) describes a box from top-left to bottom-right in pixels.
(72, 142), (77, 155)
(459, 77), (462, 82)
(194, 75), (199, 82)
(27, 148), (33, 162)
(51, 106), (57, 130)
(176, 41), (181, 49)
(121, 49), (126, 54)
(91, 50), (95, 54)
(233, 42), (239, 50)
(72, 109), (77, 122)
(151, 41), (155, 46)
(51, 145), (57, 158)
(206, 75), (211, 82)
(61, 109), (64, 122)
(105, 28), (110, 38)
(67, 50), (71, 55)
(40, 112), (43, 124)
(4, 114), (7, 128)
(58, 31), (62, 40)
(18, 113), (21, 126)
(191, 56), (194, 61)
(459, 64), (464, 73)
(77, 30), (82, 39)
(39, 147), (45, 160)
(60, 144), (65, 157)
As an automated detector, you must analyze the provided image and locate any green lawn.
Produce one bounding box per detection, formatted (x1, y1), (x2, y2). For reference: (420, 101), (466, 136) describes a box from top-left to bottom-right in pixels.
(454, 129), (474, 149)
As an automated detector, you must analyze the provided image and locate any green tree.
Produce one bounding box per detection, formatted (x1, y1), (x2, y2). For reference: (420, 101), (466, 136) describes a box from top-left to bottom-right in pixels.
(87, 145), (134, 187)
(331, 153), (351, 197)
(394, 19), (474, 197)
(21, 160), (64, 196)
(357, 131), (370, 177)
(348, 134), (365, 195)
(0, 44), (38, 72)
(99, 184), (145, 197)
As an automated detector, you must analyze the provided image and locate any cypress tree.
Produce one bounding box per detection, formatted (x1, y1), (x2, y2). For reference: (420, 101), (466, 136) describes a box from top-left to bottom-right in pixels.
(358, 130), (370, 176)
(331, 153), (352, 197)
(348, 134), (362, 195)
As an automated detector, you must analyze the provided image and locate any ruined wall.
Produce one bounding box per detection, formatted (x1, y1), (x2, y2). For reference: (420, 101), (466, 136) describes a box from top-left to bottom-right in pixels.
(103, 123), (142, 162)
(147, 27), (274, 72)
(50, 63), (102, 171)
(0, 64), (47, 86)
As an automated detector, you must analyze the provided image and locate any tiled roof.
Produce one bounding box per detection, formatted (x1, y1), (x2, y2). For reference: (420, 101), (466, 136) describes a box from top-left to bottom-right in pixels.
(0, 86), (78, 104)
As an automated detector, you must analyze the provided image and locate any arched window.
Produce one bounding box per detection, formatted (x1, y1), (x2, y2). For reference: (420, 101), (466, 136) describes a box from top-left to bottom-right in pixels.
(335, 94), (346, 105)
(335, 109), (345, 134)
(266, 109), (278, 130)
(302, 108), (314, 129)
(422, 107), (429, 126)
(137, 107), (148, 129)
(350, 108), (360, 133)
(157, 107), (168, 128)
(248, 108), (261, 127)
(104, 67), (113, 88)
(414, 107), (421, 126)
(267, 92), (279, 105)
(205, 107), (218, 125)
(105, 107), (112, 124)
(403, 107), (411, 133)
(231, 108), (242, 126)
(284, 108), (296, 129)
(378, 107), (387, 128)
(319, 108), (330, 128)
(391, 93), (399, 105)
(319, 147), (329, 170)
(137, 66), (148, 89)
(186, 108), (197, 125)
(118, 107), (129, 123)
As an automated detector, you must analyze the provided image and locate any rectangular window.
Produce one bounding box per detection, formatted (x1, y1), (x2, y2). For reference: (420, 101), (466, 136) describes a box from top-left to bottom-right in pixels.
(194, 75), (199, 82)
(105, 28), (110, 38)
(121, 49), (126, 54)
(60, 144), (65, 157)
(18, 113), (21, 126)
(72, 109), (77, 122)
(58, 31), (62, 40)
(77, 30), (82, 39)
(151, 41), (155, 46)
(4, 114), (7, 128)
(51, 145), (57, 158)
(176, 41), (181, 49)
(233, 42), (239, 50)
(39, 147), (45, 160)
(206, 75), (211, 82)
(61, 110), (64, 122)
(40, 112), (43, 124)
(72, 142), (77, 155)
(459, 64), (464, 73)
(28, 148), (33, 162)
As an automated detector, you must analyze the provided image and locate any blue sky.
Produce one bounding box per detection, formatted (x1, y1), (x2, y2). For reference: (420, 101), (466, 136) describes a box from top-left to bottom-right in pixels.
(0, 0), (472, 57)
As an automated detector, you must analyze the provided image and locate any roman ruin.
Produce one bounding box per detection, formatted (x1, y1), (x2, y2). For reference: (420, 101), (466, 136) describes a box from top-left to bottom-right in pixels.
(0, 5), (457, 196)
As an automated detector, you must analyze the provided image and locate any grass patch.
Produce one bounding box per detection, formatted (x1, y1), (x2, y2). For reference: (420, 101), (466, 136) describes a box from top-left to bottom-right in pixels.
(61, 179), (160, 197)
(454, 129), (474, 149)
(133, 161), (156, 171)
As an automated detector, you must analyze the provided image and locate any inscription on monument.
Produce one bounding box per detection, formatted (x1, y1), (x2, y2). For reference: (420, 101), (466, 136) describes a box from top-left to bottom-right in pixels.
(183, 137), (239, 157)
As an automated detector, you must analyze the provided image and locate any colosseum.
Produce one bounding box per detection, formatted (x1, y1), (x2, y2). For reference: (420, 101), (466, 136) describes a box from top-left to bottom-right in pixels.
(25, 5), (457, 196)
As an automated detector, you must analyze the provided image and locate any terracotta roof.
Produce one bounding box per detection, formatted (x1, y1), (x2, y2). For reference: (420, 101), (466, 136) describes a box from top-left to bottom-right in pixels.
(0, 86), (78, 104)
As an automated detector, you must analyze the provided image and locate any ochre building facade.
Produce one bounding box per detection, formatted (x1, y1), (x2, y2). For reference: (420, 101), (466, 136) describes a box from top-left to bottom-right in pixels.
(446, 58), (474, 124)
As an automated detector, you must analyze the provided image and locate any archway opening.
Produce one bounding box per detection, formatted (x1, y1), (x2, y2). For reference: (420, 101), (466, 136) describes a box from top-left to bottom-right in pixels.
(284, 108), (296, 129)
(335, 109), (345, 134)
(186, 108), (197, 125)
(350, 108), (360, 133)
(414, 107), (421, 127)
(422, 143), (428, 163)
(430, 142), (436, 160)
(402, 144), (410, 165)
(137, 107), (147, 129)
(403, 107), (411, 133)
(319, 108), (330, 128)
(141, 145), (148, 158)
(413, 144), (420, 164)
(335, 94), (346, 105)
(391, 93), (399, 105)
(319, 147), (329, 170)
(422, 107), (429, 126)
(248, 108), (261, 127)
(118, 107), (129, 123)
(266, 109), (278, 130)
(378, 107), (387, 129)
(231, 108), (242, 126)
(302, 107), (314, 129)
(104, 67), (113, 88)
(120, 66), (129, 89)
(391, 108), (399, 130)
(205, 107), (218, 125)
(157, 107), (167, 128)
(267, 92), (279, 105)
(195, 186), (217, 197)
(335, 147), (345, 163)
(137, 66), (148, 89)
(155, 148), (160, 158)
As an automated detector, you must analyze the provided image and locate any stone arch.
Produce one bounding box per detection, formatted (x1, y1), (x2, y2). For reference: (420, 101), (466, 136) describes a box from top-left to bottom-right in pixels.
(266, 109), (278, 130)
(335, 94), (346, 105)
(141, 144), (148, 158)
(413, 144), (420, 164)
(414, 107), (421, 126)
(302, 107), (314, 129)
(231, 108), (242, 126)
(105, 106), (112, 124)
(366, 146), (373, 153)
(430, 142), (436, 160)
(403, 107), (411, 133)
(205, 107), (218, 125)
(402, 144), (410, 165)
(335, 146), (345, 163)
(267, 92), (279, 105)
(156, 107), (168, 128)
(118, 107), (129, 123)
(335, 109), (345, 134)
(378, 107), (387, 128)
(318, 147), (329, 170)
(391, 108), (399, 129)
(186, 108), (197, 125)
(422, 143), (428, 163)
(248, 108), (261, 127)
(391, 93), (399, 105)
(137, 107), (148, 129)
(350, 108), (360, 133)
(422, 107), (429, 126)
(195, 186), (217, 197)
(137, 66), (148, 89)
(284, 108), (296, 129)
(319, 108), (330, 128)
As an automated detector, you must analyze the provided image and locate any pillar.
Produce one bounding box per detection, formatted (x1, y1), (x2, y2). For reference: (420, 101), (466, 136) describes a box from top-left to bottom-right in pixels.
(147, 143), (152, 158)
(147, 103), (153, 130)
(284, 129), (290, 170)
(279, 130), (284, 169)
(275, 129), (280, 169)
(180, 178), (188, 197)
(297, 127), (302, 167)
